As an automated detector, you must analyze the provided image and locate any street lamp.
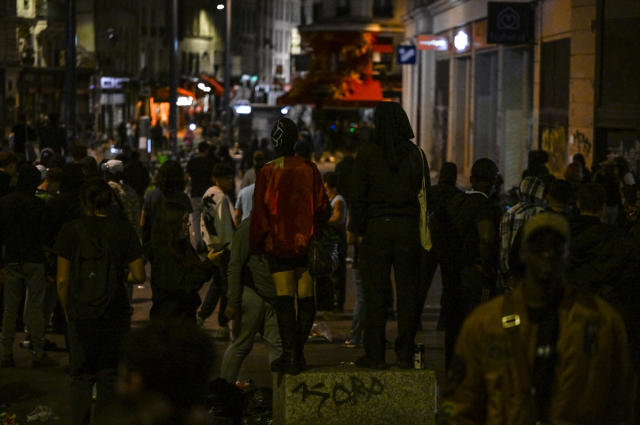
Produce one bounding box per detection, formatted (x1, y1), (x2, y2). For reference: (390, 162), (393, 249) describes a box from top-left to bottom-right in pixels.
(222, 0), (232, 146)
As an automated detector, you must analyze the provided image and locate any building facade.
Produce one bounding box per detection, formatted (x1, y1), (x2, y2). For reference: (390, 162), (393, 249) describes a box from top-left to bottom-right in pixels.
(403, 0), (640, 189)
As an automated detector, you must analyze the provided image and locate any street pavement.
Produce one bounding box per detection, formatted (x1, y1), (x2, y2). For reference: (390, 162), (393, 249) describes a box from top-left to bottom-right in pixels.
(0, 259), (445, 424)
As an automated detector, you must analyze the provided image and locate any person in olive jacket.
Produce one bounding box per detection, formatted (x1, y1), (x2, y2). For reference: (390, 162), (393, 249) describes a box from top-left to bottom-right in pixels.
(147, 201), (224, 323)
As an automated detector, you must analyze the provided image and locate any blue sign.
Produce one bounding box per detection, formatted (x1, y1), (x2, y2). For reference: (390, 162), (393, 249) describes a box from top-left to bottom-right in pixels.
(397, 46), (417, 65)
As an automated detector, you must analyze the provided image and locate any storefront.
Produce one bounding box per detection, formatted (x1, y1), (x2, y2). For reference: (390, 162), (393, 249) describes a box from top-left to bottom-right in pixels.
(403, 0), (615, 192)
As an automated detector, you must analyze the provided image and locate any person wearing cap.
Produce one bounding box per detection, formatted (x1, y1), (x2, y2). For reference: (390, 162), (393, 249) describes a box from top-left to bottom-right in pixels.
(196, 163), (236, 339)
(437, 158), (501, 370)
(499, 176), (547, 287)
(102, 159), (142, 239)
(36, 167), (61, 203)
(438, 213), (635, 425)
(250, 118), (329, 375)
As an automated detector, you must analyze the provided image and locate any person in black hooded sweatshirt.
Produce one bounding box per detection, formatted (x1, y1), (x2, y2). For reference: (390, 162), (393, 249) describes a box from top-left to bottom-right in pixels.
(348, 101), (431, 369)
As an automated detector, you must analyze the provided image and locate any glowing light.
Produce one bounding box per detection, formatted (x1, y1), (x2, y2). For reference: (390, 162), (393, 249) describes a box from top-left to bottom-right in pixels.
(281, 107), (289, 114)
(350, 123), (355, 127)
(177, 96), (193, 106)
(198, 83), (211, 92)
(235, 105), (252, 114)
(330, 125), (336, 130)
(454, 30), (469, 51)
(217, 4), (224, 10)
(189, 124), (196, 131)
(350, 128), (355, 133)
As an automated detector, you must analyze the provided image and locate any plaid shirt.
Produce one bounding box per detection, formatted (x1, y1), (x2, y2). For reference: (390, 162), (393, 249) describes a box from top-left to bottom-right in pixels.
(499, 176), (546, 276)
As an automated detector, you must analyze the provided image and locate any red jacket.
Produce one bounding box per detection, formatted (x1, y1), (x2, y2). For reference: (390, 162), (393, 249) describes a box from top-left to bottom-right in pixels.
(250, 156), (328, 259)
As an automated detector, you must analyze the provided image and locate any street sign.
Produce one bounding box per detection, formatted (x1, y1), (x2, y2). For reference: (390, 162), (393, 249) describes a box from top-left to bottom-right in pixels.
(487, 2), (535, 44)
(417, 35), (449, 51)
(397, 46), (417, 65)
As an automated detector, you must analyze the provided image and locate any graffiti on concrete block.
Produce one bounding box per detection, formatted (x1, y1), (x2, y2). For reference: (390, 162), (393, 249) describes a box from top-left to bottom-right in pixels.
(292, 376), (385, 418)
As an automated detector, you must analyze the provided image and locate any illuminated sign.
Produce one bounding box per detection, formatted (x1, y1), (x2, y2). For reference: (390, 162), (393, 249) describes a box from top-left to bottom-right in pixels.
(396, 46), (416, 65)
(454, 30), (469, 51)
(100, 77), (130, 89)
(417, 35), (449, 51)
(176, 96), (193, 106)
(487, 2), (535, 44)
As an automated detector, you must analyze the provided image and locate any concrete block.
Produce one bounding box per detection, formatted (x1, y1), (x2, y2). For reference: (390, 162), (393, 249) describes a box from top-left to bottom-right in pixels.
(273, 364), (436, 425)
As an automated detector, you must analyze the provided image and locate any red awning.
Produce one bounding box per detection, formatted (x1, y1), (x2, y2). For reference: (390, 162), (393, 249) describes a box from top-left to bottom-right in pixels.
(152, 86), (196, 103)
(199, 74), (225, 96)
(277, 77), (385, 108)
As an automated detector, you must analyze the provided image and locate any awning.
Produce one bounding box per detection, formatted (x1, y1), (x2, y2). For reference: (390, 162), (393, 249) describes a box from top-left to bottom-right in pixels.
(152, 86), (196, 103)
(276, 78), (386, 108)
(198, 74), (225, 96)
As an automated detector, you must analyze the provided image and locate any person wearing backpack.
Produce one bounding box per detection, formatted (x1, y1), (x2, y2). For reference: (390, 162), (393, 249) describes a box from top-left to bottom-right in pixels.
(147, 201), (225, 323)
(55, 177), (146, 425)
(435, 158), (501, 370)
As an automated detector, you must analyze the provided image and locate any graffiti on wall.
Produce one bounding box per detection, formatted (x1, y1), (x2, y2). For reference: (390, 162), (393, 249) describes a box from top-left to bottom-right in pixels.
(541, 126), (567, 178)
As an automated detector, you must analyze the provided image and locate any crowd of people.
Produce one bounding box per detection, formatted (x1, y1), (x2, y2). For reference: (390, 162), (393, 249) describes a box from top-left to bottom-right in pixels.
(0, 100), (639, 424)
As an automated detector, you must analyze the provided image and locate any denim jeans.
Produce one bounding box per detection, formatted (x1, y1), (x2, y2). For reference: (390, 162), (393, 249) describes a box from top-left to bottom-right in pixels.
(68, 312), (130, 425)
(199, 263), (229, 327)
(2, 263), (46, 357)
(220, 288), (281, 383)
(348, 268), (365, 344)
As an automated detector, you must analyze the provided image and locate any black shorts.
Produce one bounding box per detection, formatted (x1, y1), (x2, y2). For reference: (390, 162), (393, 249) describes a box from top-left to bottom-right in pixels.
(267, 254), (308, 274)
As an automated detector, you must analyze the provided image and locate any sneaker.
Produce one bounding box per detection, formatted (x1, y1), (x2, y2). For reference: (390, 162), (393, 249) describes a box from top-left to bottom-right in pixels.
(32, 353), (60, 368)
(216, 326), (230, 341)
(1, 356), (15, 368)
(354, 355), (388, 370)
(342, 339), (361, 348)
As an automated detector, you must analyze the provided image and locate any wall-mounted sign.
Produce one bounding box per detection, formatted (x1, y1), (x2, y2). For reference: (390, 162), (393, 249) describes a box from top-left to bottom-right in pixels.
(487, 2), (535, 44)
(100, 77), (130, 89)
(417, 35), (449, 51)
(397, 46), (417, 65)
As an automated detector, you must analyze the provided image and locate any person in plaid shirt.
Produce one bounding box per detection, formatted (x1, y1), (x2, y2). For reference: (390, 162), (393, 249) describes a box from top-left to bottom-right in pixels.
(499, 176), (546, 286)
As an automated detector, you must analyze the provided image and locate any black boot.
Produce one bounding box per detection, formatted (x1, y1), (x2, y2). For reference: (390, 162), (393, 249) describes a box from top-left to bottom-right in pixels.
(296, 296), (316, 370)
(271, 295), (302, 375)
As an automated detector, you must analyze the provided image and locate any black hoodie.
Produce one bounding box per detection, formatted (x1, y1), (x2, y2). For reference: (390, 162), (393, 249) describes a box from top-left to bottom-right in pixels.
(566, 215), (632, 293)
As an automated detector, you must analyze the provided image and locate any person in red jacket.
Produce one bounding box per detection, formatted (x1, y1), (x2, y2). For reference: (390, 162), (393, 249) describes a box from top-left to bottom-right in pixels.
(250, 118), (328, 375)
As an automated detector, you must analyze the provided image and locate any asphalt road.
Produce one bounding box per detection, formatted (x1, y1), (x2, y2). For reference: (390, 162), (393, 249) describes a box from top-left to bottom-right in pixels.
(0, 258), (445, 424)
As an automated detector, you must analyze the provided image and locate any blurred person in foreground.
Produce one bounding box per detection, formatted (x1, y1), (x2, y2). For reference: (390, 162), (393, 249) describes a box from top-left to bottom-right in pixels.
(117, 321), (215, 425)
(438, 213), (635, 425)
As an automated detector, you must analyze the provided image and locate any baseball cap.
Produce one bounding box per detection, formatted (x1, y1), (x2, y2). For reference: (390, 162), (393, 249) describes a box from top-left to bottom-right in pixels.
(101, 159), (124, 173)
(36, 164), (47, 181)
(471, 158), (499, 182)
(521, 212), (570, 246)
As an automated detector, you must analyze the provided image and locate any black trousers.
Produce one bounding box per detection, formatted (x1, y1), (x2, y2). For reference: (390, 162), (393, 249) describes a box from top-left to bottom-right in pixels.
(360, 217), (421, 362)
(68, 311), (130, 425)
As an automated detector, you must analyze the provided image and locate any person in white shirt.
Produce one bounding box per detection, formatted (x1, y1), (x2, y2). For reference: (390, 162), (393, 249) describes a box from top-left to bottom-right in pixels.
(197, 163), (236, 340)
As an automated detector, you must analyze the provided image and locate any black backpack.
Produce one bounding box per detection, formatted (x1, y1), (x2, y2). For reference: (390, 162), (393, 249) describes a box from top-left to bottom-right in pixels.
(69, 221), (119, 320)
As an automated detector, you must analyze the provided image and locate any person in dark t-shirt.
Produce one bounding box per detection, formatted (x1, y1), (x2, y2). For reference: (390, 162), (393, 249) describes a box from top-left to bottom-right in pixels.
(440, 158), (500, 370)
(56, 177), (146, 425)
(186, 142), (214, 252)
